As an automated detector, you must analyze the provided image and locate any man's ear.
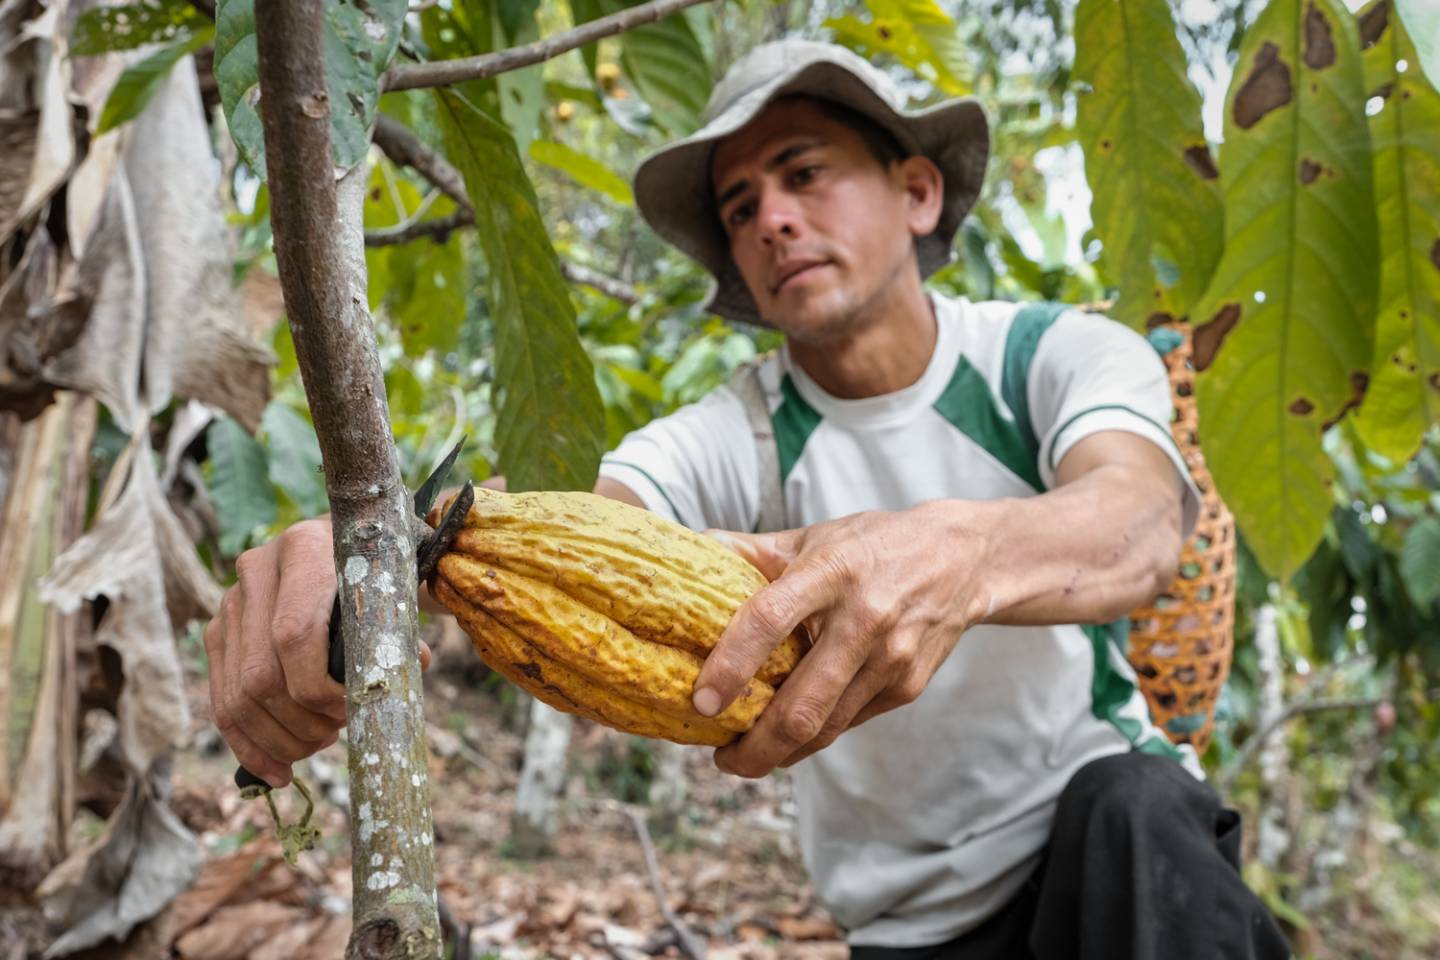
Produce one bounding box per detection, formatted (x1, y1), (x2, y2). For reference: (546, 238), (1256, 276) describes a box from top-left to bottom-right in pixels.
(897, 155), (944, 237)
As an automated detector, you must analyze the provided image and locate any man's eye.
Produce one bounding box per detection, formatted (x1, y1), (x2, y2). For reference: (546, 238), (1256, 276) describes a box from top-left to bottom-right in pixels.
(728, 203), (755, 227)
(791, 165), (820, 185)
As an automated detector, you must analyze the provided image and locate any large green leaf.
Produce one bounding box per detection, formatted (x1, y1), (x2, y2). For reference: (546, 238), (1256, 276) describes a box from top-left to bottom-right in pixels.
(261, 402), (329, 517)
(1072, 0), (1223, 331)
(529, 140), (634, 205)
(97, 25), (216, 134)
(1400, 515), (1440, 608)
(208, 415), (278, 556)
(1192, 0), (1378, 580)
(435, 90), (606, 492)
(1395, 0), (1440, 92)
(214, 0), (406, 178)
(1352, 0), (1440, 464)
(71, 0), (205, 55)
(826, 0), (971, 95)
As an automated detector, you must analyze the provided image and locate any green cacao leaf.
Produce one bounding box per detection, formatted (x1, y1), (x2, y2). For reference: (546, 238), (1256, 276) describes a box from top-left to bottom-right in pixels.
(1193, 0), (1378, 580)
(214, 0), (406, 178)
(529, 140), (634, 206)
(1394, 0), (1440, 92)
(435, 89), (606, 493)
(827, 0), (971, 95)
(208, 414), (278, 556)
(97, 25), (216, 134)
(71, 0), (205, 55)
(1073, 0), (1223, 331)
(1352, 0), (1440, 464)
(1400, 515), (1440, 608)
(261, 402), (328, 517)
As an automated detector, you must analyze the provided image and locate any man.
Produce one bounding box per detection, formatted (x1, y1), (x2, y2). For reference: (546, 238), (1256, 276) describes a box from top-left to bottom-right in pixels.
(206, 39), (1290, 959)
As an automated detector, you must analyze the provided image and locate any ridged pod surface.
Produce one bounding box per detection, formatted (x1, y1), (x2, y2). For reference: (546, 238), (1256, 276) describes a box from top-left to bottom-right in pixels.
(430, 488), (805, 745)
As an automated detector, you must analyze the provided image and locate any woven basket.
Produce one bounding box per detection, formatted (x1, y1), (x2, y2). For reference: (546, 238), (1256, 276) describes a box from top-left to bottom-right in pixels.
(1124, 322), (1236, 755)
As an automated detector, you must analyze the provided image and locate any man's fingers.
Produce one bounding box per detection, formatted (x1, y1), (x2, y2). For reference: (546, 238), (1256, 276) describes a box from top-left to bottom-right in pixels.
(271, 530), (345, 722)
(778, 661), (891, 768)
(206, 612), (291, 787)
(712, 618), (869, 778)
(694, 546), (846, 717)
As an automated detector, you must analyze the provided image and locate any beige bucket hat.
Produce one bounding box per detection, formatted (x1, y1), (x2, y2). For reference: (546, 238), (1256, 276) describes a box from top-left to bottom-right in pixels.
(632, 39), (990, 326)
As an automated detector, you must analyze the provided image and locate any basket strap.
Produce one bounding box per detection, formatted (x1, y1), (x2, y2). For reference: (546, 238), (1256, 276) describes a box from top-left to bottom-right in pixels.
(727, 357), (787, 534)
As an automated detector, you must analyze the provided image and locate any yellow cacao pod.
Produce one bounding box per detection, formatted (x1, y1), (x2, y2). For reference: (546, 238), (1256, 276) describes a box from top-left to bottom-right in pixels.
(430, 487), (805, 746)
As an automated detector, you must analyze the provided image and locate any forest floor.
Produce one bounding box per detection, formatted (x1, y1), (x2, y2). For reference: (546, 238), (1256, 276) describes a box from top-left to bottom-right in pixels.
(22, 622), (1440, 959)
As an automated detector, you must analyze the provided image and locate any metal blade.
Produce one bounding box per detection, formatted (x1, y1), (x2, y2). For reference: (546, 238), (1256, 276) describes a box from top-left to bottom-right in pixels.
(413, 438), (467, 520)
(417, 480), (474, 583)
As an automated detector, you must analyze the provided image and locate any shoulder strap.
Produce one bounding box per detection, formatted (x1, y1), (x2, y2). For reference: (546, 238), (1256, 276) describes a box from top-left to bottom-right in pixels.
(726, 355), (786, 534)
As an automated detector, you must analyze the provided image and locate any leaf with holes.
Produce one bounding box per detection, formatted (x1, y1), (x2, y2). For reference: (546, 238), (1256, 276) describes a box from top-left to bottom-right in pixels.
(1073, 0), (1223, 331)
(214, 0), (406, 177)
(1192, 0), (1378, 580)
(97, 25), (215, 134)
(70, 0), (206, 55)
(529, 141), (634, 206)
(1352, 0), (1440, 464)
(207, 414), (277, 556)
(435, 90), (605, 493)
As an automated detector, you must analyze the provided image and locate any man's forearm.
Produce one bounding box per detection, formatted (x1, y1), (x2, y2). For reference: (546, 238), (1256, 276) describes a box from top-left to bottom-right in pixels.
(937, 464), (1183, 628)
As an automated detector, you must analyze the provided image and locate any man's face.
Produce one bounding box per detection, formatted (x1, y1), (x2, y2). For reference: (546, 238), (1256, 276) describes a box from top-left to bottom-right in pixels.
(710, 98), (936, 341)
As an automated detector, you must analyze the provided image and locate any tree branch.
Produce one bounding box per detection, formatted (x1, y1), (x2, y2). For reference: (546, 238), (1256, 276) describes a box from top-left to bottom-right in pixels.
(253, 2), (440, 957)
(372, 115), (470, 208)
(382, 0), (714, 92)
(1219, 695), (1382, 795)
(561, 261), (639, 306)
(365, 209), (474, 247)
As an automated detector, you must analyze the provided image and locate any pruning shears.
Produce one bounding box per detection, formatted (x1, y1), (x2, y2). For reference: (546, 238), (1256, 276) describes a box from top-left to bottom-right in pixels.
(231, 439), (475, 843)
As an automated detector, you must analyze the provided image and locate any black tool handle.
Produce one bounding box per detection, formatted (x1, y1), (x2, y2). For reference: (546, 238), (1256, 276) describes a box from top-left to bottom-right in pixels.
(233, 592), (343, 792)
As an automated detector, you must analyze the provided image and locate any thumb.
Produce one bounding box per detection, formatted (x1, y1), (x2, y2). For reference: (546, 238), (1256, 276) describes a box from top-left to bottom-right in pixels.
(703, 528), (798, 582)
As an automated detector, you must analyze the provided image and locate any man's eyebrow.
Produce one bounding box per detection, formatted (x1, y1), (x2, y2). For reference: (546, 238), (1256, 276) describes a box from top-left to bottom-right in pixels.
(715, 139), (826, 210)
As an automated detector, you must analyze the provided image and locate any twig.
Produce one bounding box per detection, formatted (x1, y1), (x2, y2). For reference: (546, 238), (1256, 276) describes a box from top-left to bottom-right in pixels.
(364, 209), (474, 247)
(372, 115), (470, 209)
(437, 894), (473, 960)
(561, 261), (639, 306)
(383, 0), (714, 92)
(368, 116), (642, 304)
(624, 807), (708, 960)
(1219, 695), (1382, 794)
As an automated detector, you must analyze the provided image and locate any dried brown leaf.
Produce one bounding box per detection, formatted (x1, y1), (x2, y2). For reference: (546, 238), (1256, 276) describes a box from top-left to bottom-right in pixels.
(172, 900), (308, 960)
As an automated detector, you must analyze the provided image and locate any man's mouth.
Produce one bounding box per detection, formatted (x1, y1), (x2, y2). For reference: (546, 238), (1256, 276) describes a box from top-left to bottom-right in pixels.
(771, 260), (829, 294)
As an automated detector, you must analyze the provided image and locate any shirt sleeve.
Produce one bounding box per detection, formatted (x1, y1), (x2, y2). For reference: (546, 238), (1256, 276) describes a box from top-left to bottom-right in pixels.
(597, 386), (759, 534)
(1028, 309), (1201, 538)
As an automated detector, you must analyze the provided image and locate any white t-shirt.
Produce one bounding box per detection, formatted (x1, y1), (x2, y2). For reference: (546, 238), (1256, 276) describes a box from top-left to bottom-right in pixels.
(598, 293), (1203, 947)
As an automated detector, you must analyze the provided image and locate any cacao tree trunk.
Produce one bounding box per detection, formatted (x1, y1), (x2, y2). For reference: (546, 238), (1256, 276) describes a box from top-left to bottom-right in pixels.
(649, 741), (691, 834)
(510, 700), (572, 857)
(252, 2), (439, 956)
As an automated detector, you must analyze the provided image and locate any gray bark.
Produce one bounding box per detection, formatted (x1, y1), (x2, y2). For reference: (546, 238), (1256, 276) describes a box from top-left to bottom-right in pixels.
(1252, 602), (1291, 872)
(252, 3), (439, 957)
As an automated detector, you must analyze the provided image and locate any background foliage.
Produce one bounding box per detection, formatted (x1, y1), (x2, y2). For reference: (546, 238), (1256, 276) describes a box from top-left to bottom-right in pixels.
(63, 0), (1440, 948)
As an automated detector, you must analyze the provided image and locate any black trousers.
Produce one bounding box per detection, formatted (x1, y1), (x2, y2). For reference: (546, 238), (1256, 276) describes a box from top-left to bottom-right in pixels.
(850, 752), (1292, 960)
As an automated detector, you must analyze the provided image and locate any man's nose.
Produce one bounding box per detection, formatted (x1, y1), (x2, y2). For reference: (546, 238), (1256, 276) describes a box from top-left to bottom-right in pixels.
(755, 187), (801, 245)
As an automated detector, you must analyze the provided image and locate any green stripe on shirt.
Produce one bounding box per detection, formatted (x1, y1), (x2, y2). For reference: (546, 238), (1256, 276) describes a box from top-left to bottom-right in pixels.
(933, 356), (1044, 492)
(775, 374), (823, 486)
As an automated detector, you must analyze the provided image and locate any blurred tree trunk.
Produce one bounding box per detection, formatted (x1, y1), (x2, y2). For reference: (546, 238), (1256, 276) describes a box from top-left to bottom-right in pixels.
(510, 700), (572, 857)
(649, 741), (690, 834)
(1252, 602), (1294, 873)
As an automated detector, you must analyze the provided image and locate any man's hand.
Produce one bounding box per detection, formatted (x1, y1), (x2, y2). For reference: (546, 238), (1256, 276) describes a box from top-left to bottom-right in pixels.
(693, 503), (997, 778)
(692, 431), (1187, 780)
(204, 518), (432, 788)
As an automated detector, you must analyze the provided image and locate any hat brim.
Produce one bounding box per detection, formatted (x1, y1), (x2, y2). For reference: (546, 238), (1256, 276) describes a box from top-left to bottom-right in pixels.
(633, 60), (990, 327)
